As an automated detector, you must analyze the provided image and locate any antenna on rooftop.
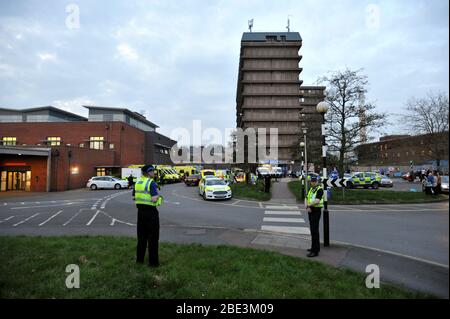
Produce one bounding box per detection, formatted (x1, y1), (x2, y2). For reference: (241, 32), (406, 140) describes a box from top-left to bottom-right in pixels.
(286, 15), (291, 32)
(248, 19), (254, 32)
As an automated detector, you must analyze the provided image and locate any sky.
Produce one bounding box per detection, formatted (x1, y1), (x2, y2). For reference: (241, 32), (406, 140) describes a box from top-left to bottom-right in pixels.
(0, 0), (448, 144)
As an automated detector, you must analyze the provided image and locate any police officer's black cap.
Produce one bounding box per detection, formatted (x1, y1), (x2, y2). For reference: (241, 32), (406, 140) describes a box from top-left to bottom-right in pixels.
(141, 165), (155, 173)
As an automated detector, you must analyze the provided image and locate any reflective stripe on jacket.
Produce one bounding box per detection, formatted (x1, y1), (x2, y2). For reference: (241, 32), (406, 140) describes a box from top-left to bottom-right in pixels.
(307, 186), (324, 208)
(134, 177), (162, 206)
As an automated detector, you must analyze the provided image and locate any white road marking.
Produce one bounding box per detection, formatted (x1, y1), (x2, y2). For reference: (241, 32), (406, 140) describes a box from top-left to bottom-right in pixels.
(265, 205), (299, 210)
(230, 200), (242, 206)
(261, 225), (310, 235)
(264, 210), (302, 215)
(38, 210), (63, 226)
(332, 240), (449, 269)
(11, 202), (77, 210)
(62, 211), (82, 226)
(263, 217), (305, 223)
(0, 216), (14, 223)
(12, 213), (40, 227)
(86, 210), (101, 226)
(258, 202), (263, 208)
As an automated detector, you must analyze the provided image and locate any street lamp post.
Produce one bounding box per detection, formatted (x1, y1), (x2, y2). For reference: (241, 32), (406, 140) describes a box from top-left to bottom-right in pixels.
(302, 129), (308, 204)
(317, 101), (330, 247)
(300, 141), (305, 200)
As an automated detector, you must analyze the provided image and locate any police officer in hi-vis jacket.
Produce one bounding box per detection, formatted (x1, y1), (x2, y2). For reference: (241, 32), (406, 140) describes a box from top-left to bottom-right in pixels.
(305, 175), (324, 257)
(132, 165), (163, 267)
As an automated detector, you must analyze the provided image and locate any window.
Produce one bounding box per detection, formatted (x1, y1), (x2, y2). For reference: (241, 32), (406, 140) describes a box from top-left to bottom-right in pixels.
(46, 137), (61, 146)
(79, 143), (85, 148)
(1, 137), (16, 145)
(160, 149), (164, 154)
(164, 149), (169, 154)
(280, 35), (286, 41)
(109, 143), (115, 150)
(89, 137), (104, 150)
(96, 168), (106, 176)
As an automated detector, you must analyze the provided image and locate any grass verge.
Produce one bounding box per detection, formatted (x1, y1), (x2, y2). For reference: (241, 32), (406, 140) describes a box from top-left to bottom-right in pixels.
(288, 180), (448, 204)
(0, 236), (429, 299)
(230, 180), (271, 201)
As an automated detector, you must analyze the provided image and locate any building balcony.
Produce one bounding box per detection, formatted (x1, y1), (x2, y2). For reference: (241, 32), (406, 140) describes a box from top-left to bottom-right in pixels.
(241, 55), (302, 60)
(241, 92), (304, 97)
(241, 80), (303, 84)
(241, 67), (303, 72)
(242, 105), (302, 109)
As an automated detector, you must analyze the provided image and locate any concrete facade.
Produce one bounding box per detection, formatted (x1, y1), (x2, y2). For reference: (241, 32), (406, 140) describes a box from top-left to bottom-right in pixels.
(235, 32), (325, 164)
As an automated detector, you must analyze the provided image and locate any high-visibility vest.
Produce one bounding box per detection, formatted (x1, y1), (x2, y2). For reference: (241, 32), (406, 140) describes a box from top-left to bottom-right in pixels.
(307, 186), (324, 208)
(134, 177), (163, 206)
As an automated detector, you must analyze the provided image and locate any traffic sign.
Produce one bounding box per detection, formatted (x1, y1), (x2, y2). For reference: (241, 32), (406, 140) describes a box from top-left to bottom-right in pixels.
(322, 178), (347, 188)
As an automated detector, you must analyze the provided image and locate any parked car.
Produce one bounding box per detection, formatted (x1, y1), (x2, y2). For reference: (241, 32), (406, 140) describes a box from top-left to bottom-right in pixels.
(87, 176), (128, 190)
(185, 174), (201, 186)
(380, 176), (394, 187)
(440, 176), (449, 194)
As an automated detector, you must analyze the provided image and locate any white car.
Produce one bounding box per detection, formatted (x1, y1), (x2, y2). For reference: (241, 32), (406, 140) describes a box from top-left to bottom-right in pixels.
(87, 176), (128, 190)
(199, 177), (232, 200)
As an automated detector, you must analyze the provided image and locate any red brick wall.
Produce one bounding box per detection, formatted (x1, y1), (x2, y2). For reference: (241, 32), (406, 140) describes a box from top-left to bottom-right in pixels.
(0, 122), (145, 167)
(50, 146), (115, 191)
(0, 155), (48, 192)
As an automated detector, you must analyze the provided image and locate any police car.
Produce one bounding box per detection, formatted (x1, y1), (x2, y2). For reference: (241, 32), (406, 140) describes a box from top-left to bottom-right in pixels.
(199, 177), (232, 200)
(346, 172), (382, 189)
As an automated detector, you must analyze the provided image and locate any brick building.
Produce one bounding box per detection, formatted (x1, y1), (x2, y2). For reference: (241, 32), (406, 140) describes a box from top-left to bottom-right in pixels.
(235, 32), (325, 166)
(355, 132), (449, 170)
(0, 106), (176, 192)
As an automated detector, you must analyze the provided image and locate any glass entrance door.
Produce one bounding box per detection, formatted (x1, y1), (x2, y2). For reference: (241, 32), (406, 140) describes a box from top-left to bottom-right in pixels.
(3, 171), (31, 191)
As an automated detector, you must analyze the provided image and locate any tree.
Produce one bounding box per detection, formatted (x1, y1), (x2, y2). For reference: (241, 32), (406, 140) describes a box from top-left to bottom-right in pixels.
(318, 68), (386, 176)
(404, 92), (449, 170)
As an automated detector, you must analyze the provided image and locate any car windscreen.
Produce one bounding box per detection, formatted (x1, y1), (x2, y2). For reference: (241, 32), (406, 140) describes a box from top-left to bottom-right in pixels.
(206, 179), (226, 186)
(203, 171), (214, 176)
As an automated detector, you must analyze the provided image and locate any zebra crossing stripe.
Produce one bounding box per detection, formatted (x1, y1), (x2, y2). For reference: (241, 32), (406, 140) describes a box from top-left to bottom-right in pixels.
(261, 225), (310, 235)
(265, 205), (299, 210)
(264, 210), (302, 215)
(263, 217), (305, 223)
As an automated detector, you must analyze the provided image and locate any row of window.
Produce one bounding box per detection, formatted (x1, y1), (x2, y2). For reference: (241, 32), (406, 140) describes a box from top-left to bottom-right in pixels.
(1, 136), (114, 150)
(380, 150), (432, 159)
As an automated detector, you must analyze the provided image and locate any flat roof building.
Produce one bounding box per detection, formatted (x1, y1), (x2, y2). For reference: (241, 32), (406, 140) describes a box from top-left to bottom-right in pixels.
(235, 32), (325, 165)
(0, 106), (176, 192)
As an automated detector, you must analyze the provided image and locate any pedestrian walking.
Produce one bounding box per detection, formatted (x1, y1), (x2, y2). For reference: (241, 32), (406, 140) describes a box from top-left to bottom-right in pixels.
(132, 165), (163, 267)
(127, 174), (134, 189)
(305, 175), (323, 258)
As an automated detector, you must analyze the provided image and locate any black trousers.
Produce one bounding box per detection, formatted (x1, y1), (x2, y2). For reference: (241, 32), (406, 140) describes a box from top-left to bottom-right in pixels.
(308, 208), (322, 253)
(136, 204), (160, 265)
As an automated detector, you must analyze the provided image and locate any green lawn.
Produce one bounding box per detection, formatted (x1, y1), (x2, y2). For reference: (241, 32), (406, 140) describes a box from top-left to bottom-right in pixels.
(288, 180), (448, 204)
(0, 236), (429, 299)
(230, 180), (271, 201)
